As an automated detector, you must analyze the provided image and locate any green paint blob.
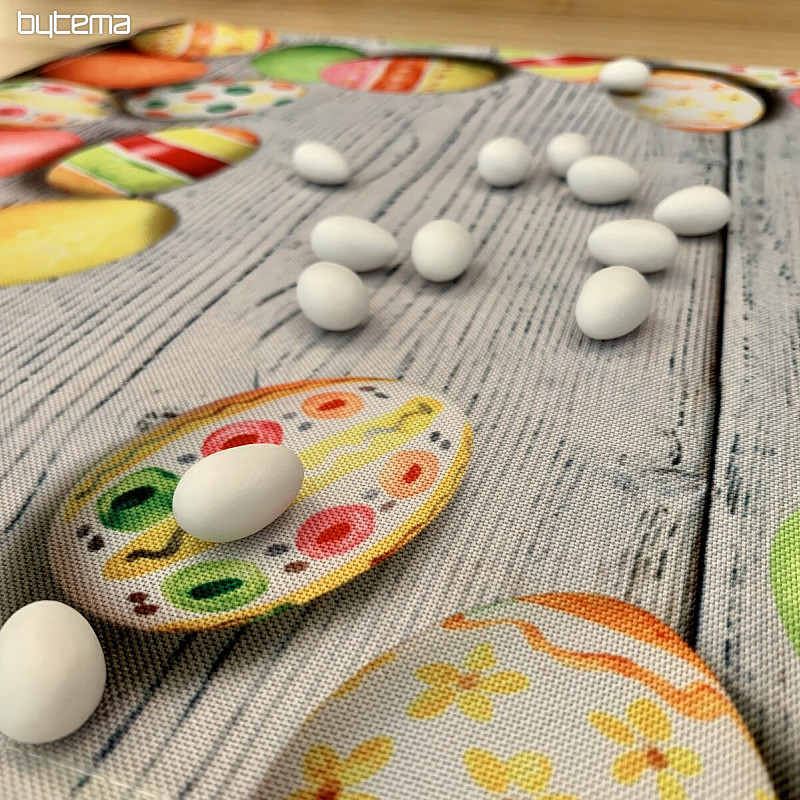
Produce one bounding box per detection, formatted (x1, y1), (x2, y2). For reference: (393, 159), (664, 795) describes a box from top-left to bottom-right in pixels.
(162, 560), (268, 613)
(771, 509), (800, 656)
(251, 45), (363, 83)
(224, 85), (253, 95)
(97, 467), (178, 532)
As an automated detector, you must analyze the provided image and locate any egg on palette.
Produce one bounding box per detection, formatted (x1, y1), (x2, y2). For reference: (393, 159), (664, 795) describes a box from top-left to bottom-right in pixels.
(575, 265), (652, 340)
(477, 137), (531, 187)
(0, 601), (105, 744)
(40, 51), (208, 90)
(0, 129), (83, 177)
(125, 79), (305, 121)
(545, 132), (592, 177)
(599, 57), (651, 93)
(587, 219), (678, 273)
(252, 45), (365, 83)
(297, 262), (369, 330)
(0, 198), (177, 287)
(412, 219), (475, 282)
(261, 593), (776, 799)
(172, 444), (305, 543)
(292, 141), (351, 185)
(47, 126), (260, 197)
(653, 185), (732, 236)
(311, 216), (398, 272)
(566, 155), (639, 205)
(47, 378), (472, 632)
(132, 21), (277, 60)
(0, 79), (113, 128)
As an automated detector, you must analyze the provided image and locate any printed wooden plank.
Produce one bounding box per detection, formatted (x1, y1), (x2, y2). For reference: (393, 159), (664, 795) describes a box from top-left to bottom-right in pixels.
(697, 97), (800, 797)
(0, 49), (726, 798)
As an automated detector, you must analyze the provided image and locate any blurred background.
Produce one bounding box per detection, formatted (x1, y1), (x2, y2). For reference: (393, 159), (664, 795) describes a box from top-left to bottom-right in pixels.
(1, 0), (799, 77)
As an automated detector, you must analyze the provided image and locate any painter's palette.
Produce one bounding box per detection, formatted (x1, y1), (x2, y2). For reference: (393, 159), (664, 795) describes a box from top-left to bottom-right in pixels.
(49, 378), (471, 631)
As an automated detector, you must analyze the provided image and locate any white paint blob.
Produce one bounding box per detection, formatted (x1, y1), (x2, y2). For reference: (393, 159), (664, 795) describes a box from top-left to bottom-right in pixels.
(296, 261), (369, 330)
(545, 132), (592, 178)
(0, 601), (106, 744)
(567, 156), (640, 205)
(587, 219), (678, 273)
(292, 141), (351, 185)
(599, 58), (651, 93)
(575, 265), (652, 340)
(477, 137), (531, 187)
(311, 215), (398, 272)
(653, 185), (732, 236)
(411, 219), (475, 282)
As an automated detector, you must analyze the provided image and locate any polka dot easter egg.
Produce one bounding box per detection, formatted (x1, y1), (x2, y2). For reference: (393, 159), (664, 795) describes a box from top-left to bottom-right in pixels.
(131, 21), (277, 60)
(0, 79), (113, 128)
(48, 378), (472, 632)
(46, 126), (259, 197)
(610, 70), (764, 133)
(321, 56), (501, 94)
(263, 594), (775, 799)
(125, 79), (304, 121)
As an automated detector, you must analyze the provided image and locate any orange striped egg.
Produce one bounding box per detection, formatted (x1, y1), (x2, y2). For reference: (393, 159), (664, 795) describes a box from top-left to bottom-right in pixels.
(47, 125), (260, 197)
(132, 21), (277, 60)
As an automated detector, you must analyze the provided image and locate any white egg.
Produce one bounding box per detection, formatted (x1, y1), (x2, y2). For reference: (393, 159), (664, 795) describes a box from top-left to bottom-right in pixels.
(172, 443), (304, 543)
(296, 261), (369, 330)
(411, 219), (475, 282)
(567, 156), (640, 205)
(0, 601), (105, 744)
(292, 141), (351, 186)
(545, 132), (592, 178)
(575, 265), (652, 340)
(477, 137), (531, 187)
(599, 58), (651, 93)
(653, 185), (732, 236)
(310, 215), (398, 273)
(587, 219), (678, 273)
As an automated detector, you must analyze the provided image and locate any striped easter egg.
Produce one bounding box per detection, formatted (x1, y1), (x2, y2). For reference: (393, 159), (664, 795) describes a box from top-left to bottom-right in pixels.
(0, 79), (113, 128)
(46, 125), (260, 197)
(132, 21), (277, 60)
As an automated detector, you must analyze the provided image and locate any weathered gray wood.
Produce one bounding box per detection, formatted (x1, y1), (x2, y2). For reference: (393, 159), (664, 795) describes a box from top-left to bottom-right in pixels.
(697, 97), (800, 798)
(0, 38), (726, 799)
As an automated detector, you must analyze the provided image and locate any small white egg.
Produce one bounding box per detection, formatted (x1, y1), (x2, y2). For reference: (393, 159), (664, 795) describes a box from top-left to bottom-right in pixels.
(477, 137), (531, 187)
(0, 601), (106, 744)
(599, 58), (651, 93)
(587, 219), (678, 273)
(545, 132), (592, 178)
(653, 185), (732, 236)
(575, 265), (652, 340)
(172, 443), (304, 543)
(292, 141), (351, 185)
(311, 215), (398, 272)
(411, 219), (475, 282)
(567, 156), (640, 205)
(296, 261), (369, 330)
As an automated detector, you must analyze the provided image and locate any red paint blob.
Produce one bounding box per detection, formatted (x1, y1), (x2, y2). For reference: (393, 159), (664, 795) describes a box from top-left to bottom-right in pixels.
(201, 419), (283, 456)
(296, 505), (376, 559)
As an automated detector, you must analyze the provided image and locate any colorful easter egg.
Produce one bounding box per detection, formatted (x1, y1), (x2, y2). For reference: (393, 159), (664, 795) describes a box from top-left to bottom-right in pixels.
(40, 52), (208, 90)
(498, 49), (608, 83)
(0, 79), (112, 128)
(263, 594), (775, 799)
(321, 56), (501, 94)
(125, 79), (304, 121)
(48, 378), (472, 632)
(771, 510), (800, 657)
(251, 45), (364, 83)
(672, 61), (800, 89)
(46, 125), (259, 197)
(131, 21), (277, 60)
(0, 198), (177, 287)
(0, 129), (83, 177)
(610, 70), (764, 133)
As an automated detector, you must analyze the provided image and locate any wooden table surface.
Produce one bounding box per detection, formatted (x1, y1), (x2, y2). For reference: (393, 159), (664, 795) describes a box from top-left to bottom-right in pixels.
(1, 0), (800, 78)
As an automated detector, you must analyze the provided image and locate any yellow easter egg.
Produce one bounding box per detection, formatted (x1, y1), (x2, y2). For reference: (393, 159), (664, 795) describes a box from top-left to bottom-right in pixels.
(0, 199), (177, 286)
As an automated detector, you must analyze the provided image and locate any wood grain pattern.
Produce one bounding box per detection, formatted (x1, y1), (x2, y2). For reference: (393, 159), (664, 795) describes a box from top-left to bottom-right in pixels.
(0, 36), (734, 797)
(1, 0), (800, 78)
(697, 99), (800, 799)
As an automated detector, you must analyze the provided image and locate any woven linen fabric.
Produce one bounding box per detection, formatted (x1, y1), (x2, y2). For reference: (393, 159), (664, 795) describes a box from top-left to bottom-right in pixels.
(0, 26), (797, 800)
